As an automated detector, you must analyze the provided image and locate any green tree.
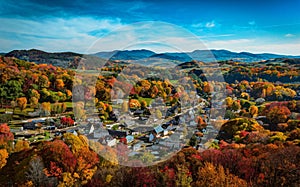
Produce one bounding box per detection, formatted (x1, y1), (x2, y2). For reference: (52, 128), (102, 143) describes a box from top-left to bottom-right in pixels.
(5, 80), (24, 101)
(0, 87), (7, 108)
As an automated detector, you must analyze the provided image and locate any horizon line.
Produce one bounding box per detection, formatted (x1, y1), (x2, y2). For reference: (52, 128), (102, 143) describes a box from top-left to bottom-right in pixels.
(2, 48), (300, 56)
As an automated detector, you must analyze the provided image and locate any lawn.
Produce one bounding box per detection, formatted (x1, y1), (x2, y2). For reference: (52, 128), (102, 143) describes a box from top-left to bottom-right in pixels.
(137, 96), (153, 106)
(65, 102), (73, 108)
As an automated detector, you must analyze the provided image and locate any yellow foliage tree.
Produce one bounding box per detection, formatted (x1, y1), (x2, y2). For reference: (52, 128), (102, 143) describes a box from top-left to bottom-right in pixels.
(14, 139), (30, 152)
(17, 97), (27, 111)
(194, 162), (247, 187)
(225, 97), (233, 108)
(0, 149), (8, 169)
(249, 105), (259, 117)
(55, 79), (65, 90)
(63, 133), (86, 153)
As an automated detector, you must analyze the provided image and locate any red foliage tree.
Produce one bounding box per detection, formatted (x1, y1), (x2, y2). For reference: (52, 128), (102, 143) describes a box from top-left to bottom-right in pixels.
(266, 105), (291, 125)
(0, 123), (14, 149)
(60, 117), (74, 127)
(40, 140), (77, 176)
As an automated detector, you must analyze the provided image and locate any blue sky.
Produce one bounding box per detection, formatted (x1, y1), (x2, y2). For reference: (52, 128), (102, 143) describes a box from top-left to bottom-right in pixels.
(1, 0), (300, 55)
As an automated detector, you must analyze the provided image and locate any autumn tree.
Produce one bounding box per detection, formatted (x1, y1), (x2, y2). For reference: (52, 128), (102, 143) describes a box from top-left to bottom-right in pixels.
(17, 97), (27, 111)
(29, 97), (39, 108)
(55, 79), (65, 90)
(266, 106), (291, 125)
(249, 105), (258, 117)
(193, 162), (247, 187)
(0, 123), (14, 152)
(41, 102), (51, 116)
(39, 75), (50, 88)
(203, 81), (211, 93)
(232, 100), (241, 111)
(129, 99), (141, 109)
(225, 97), (233, 109)
(174, 164), (193, 187)
(60, 117), (74, 127)
(0, 149), (8, 169)
(14, 139), (30, 152)
(40, 140), (77, 176)
(140, 100), (147, 109)
(240, 92), (250, 100)
(196, 116), (207, 130)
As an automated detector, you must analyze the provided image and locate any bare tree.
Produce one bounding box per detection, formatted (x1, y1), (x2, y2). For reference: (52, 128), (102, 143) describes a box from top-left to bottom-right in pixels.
(25, 156), (57, 187)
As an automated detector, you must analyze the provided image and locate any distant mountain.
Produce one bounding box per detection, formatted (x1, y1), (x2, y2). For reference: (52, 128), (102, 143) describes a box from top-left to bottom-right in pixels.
(151, 53), (192, 62)
(5, 49), (83, 68)
(93, 49), (155, 60)
(5, 49), (300, 69)
(262, 58), (300, 65)
(92, 49), (300, 62)
(188, 50), (300, 62)
(93, 50), (119, 59)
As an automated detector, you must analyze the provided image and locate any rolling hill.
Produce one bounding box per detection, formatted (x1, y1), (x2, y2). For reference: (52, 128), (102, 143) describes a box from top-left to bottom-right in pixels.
(5, 49), (83, 68)
(3, 49), (300, 69)
(93, 49), (300, 62)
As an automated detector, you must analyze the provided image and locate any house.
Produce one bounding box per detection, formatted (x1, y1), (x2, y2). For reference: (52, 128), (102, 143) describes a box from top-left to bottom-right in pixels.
(93, 129), (110, 139)
(189, 121), (197, 127)
(133, 142), (143, 151)
(163, 130), (169, 136)
(159, 139), (181, 149)
(112, 99), (124, 105)
(126, 135), (134, 143)
(124, 119), (135, 127)
(132, 126), (154, 134)
(23, 122), (37, 130)
(108, 129), (127, 138)
(84, 123), (95, 134)
(154, 125), (164, 134)
(133, 109), (145, 117)
(107, 138), (117, 147)
(44, 126), (56, 130)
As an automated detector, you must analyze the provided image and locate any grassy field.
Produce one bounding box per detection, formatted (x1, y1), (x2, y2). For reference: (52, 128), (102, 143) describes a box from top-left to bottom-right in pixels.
(137, 96), (153, 106)
(0, 107), (35, 114)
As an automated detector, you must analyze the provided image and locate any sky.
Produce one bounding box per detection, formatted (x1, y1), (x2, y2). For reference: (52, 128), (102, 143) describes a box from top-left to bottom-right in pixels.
(1, 0), (300, 55)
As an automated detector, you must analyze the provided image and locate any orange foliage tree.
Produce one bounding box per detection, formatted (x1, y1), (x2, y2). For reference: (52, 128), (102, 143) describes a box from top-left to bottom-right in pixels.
(266, 105), (291, 125)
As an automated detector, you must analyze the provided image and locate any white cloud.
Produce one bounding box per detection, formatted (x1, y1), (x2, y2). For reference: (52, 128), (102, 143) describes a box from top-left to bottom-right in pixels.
(191, 23), (203, 28)
(205, 21), (215, 28)
(285, 33), (295, 37)
(207, 39), (252, 47)
(1, 17), (300, 56)
(248, 21), (256, 25)
(205, 38), (300, 55)
(0, 17), (125, 52)
(191, 20), (216, 29)
(88, 21), (209, 53)
(243, 42), (300, 55)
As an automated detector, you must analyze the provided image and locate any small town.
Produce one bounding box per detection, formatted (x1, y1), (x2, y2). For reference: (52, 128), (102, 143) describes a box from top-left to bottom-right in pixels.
(1, 1), (300, 185)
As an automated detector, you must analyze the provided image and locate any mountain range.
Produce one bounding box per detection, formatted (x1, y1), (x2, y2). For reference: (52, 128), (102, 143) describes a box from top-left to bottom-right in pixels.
(4, 49), (83, 68)
(93, 49), (300, 62)
(2, 49), (300, 68)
